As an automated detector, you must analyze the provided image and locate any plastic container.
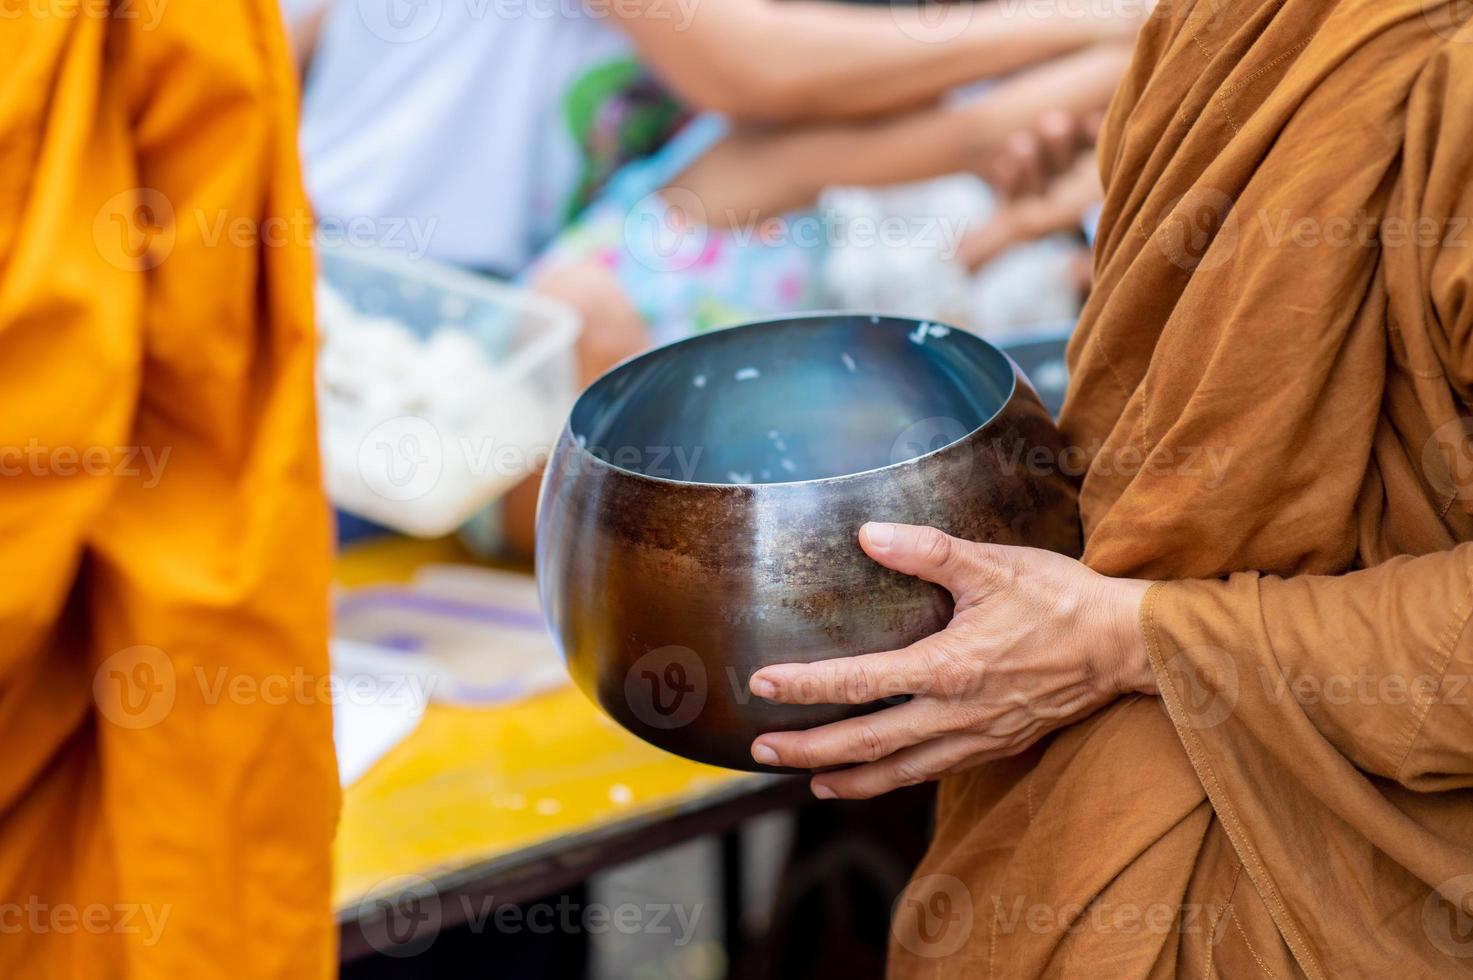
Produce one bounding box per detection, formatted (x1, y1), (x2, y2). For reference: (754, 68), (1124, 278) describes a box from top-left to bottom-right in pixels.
(315, 242), (580, 537)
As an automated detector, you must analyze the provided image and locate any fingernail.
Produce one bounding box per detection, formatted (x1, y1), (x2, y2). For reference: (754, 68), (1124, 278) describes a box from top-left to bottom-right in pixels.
(812, 783), (836, 800)
(752, 743), (779, 766)
(750, 674), (777, 699)
(864, 522), (895, 549)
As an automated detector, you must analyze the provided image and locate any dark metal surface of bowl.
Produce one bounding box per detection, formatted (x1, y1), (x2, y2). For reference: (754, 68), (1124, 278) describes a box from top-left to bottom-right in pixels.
(536, 314), (1080, 772)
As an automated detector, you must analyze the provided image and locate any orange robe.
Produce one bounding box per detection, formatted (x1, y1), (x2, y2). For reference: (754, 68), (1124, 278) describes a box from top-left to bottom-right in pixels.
(0, 4), (337, 976)
(891, 1), (1473, 976)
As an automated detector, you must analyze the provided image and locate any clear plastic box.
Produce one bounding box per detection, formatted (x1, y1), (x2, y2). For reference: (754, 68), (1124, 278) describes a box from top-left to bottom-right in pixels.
(315, 242), (580, 537)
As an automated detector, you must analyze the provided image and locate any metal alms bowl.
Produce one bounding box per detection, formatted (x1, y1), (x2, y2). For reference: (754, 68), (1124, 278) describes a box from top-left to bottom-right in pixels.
(535, 314), (1081, 772)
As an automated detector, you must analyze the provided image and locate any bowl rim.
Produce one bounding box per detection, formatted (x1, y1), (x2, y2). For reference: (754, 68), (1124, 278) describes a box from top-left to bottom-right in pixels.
(558, 311), (1025, 491)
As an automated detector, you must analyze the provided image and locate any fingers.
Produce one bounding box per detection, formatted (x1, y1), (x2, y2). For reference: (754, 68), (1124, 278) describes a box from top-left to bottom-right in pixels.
(955, 210), (1025, 274)
(751, 698), (946, 770)
(749, 636), (944, 706)
(809, 734), (998, 800)
(1069, 247), (1094, 295)
(1036, 109), (1081, 180)
(1082, 108), (1107, 143)
(859, 522), (1010, 597)
(1000, 130), (1044, 199)
(957, 155), (1102, 274)
(989, 111), (1088, 203)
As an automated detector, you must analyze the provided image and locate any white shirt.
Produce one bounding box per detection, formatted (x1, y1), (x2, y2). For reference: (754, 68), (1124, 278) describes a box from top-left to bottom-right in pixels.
(299, 0), (642, 274)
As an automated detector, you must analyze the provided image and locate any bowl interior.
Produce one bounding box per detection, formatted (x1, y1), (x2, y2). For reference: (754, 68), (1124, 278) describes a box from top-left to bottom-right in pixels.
(569, 315), (1015, 485)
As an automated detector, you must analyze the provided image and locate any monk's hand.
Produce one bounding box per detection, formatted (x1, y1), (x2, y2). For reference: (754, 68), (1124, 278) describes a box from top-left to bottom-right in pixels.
(748, 522), (1154, 799)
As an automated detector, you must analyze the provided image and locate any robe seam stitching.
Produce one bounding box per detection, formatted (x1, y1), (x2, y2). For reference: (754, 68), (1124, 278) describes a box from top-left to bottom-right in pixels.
(1218, 31), (1307, 101)
(1215, 95), (1242, 138)
(1203, 911), (1215, 979)
(1214, 36), (1316, 136)
(1391, 546), (1473, 779)
(1081, 301), (1139, 432)
(1187, 22), (1212, 63)
(1229, 901), (1283, 980)
(1213, 860), (1249, 943)
(1384, 319), (1445, 379)
(1141, 581), (1325, 980)
(1207, 860), (1246, 978)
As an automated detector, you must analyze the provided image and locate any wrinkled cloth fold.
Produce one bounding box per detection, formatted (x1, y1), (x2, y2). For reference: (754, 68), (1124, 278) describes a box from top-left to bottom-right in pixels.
(0, 5), (336, 977)
(891, 2), (1473, 976)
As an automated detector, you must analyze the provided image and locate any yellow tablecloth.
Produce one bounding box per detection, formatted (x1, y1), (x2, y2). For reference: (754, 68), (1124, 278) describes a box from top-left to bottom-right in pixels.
(332, 536), (753, 911)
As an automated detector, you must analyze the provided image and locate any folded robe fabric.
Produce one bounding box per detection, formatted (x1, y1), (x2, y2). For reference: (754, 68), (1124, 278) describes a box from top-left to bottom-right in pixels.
(0, 5), (337, 976)
(891, 2), (1473, 976)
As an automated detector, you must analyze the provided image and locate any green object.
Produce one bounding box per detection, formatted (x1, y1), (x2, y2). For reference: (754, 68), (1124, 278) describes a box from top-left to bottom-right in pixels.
(562, 58), (685, 222)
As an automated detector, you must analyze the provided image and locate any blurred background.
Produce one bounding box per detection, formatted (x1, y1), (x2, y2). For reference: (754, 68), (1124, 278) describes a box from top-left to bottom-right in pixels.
(286, 0), (1139, 975)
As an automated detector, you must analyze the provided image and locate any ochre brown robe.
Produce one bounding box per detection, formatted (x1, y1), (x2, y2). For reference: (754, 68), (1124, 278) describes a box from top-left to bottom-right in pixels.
(0, 4), (337, 976)
(891, 2), (1473, 976)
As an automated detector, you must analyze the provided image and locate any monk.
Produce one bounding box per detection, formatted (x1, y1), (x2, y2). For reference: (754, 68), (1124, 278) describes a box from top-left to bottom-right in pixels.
(1, 4), (336, 976)
(747, 1), (1473, 976)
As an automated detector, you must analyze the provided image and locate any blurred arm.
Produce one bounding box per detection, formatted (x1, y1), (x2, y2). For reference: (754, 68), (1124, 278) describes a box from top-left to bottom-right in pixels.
(611, 0), (1142, 123)
(668, 41), (1131, 225)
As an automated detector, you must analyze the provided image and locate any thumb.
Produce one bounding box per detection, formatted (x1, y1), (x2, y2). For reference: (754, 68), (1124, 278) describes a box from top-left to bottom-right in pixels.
(859, 523), (1005, 597)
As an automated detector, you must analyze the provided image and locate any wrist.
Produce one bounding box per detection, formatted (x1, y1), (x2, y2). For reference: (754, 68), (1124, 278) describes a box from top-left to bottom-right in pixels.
(1108, 578), (1156, 696)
